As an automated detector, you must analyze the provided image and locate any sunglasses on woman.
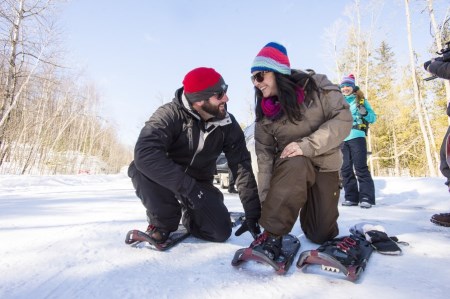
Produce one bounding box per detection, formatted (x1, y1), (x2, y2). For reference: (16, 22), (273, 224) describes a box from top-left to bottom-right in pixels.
(251, 71), (268, 83)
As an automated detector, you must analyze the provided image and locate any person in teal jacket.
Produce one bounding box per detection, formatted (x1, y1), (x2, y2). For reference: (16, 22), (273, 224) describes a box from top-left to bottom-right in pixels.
(339, 74), (377, 208)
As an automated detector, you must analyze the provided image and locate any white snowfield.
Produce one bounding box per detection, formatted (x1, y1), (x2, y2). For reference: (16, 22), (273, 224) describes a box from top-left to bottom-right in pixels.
(1, 174), (449, 299)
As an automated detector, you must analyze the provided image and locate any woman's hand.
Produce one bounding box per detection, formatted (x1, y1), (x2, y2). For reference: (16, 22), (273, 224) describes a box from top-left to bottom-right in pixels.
(280, 142), (303, 158)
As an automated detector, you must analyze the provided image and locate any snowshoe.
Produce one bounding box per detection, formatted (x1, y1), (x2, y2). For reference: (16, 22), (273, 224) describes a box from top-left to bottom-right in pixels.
(231, 232), (301, 275)
(230, 211), (246, 228)
(296, 235), (373, 281)
(125, 224), (190, 251)
(125, 211), (246, 251)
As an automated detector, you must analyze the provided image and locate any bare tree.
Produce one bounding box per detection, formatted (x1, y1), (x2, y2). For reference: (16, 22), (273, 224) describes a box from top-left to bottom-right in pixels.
(404, 0), (437, 176)
(322, 19), (345, 79)
(0, 0), (60, 161)
(426, 0), (450, 118)
(0, 1), (132, 175)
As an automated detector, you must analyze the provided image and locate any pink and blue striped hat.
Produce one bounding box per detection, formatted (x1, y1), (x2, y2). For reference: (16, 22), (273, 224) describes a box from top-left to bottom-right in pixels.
(251, 42), (291, 75)
(340, 74), (356, 89)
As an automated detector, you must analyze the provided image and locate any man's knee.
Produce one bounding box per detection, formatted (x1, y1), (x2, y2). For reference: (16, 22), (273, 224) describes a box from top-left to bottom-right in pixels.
(209, 225), (232, 242)
(190, 222), (232, 242)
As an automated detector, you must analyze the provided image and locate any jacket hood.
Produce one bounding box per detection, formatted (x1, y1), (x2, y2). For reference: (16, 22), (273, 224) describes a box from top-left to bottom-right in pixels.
(173, 87), (232, 128)
(173, 87), (202, 121)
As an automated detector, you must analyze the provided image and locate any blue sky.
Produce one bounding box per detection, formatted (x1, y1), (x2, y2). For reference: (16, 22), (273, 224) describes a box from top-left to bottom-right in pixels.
(60, 0), (448, 146)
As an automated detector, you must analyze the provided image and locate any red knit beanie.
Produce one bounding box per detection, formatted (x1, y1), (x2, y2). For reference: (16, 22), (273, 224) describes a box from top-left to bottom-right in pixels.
(182, 67), (226, 103)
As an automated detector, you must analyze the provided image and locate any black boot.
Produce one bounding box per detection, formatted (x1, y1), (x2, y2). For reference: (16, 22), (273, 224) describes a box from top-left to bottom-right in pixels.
(228, 186), (238, 193)
(431, 212), (450, 227)
(252, 231), (282, 260)
(146, 225), (170, 244)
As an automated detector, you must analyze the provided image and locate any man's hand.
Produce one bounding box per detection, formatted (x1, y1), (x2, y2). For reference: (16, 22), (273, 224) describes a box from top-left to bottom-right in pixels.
(235, 218), (261, 239)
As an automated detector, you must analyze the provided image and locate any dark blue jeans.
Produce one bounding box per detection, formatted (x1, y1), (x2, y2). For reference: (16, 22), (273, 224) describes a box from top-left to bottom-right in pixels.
(341, 137), (375, 204)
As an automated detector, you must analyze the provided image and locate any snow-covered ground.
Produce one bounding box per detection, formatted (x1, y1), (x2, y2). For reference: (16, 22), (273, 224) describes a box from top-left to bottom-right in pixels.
(1, 174), (449, 299)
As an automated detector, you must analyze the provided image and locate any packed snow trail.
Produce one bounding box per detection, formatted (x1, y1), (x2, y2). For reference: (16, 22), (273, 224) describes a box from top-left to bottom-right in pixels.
(0, 174), (449, 299)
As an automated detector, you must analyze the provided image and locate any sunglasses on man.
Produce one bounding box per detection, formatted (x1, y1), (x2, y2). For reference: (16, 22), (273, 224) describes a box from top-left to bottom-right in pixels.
(251, 71), (268, 83)
(213, 84), (228, 100)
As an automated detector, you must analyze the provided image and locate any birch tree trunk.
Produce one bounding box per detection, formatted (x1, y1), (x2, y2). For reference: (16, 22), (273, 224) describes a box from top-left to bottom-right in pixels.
(355, 0), (361, 79)
(427, 0), (450, 117)
(393, 129), (400, 176)
(363, 9), (375, 175)
(404, 0), (437, 176)
(0, 0), (24, 132)
(418, 82), (440, 173)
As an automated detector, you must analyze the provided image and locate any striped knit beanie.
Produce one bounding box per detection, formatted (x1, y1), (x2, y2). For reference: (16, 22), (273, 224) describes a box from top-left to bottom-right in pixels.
(182, 67), (227, 103)
(251, 42), (291, 75)
(340, 74), (356, 89)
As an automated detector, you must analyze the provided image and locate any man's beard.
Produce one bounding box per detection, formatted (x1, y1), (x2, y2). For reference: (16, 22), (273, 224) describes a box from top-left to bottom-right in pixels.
(202, 101), (227, 119)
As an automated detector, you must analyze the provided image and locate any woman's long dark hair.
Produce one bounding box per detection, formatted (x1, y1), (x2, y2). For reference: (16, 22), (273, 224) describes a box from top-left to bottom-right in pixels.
(254, 69), (319, 123)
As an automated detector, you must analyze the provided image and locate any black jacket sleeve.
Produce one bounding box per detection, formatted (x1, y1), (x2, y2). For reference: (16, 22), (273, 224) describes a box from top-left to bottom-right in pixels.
(223, 114), (261, 220)
(428, 59), (450, 80)
(133, 104), (195, 196)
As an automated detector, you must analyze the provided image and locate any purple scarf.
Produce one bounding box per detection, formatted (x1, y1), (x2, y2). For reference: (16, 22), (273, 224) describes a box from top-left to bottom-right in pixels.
(261, 88), (305, 118)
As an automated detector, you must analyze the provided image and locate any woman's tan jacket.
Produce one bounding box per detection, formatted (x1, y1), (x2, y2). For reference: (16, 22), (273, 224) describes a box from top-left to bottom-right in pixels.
(255, 73), (353, 202)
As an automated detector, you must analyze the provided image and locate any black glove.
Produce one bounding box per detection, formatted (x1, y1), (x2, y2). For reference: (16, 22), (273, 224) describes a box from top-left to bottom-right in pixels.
(358, 105), (368, 116)
(365, 230), (402, 255)
(350, 223), (404, 255)
(235, 218), (261, 239)
(424, 57), (444, 72)
(185, 183), (206, 209)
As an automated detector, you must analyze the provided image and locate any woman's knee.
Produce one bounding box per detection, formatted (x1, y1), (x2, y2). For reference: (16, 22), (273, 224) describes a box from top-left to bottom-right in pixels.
(304, 225), (339, 244)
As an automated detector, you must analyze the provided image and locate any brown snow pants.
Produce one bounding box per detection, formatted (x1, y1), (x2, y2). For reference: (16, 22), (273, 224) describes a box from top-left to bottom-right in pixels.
(259, 156), (340, 244)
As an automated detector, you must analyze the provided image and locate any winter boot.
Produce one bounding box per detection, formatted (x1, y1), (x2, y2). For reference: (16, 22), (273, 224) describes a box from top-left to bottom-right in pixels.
(360, 202), (372, 209)
(360, 197), (372, 209)
(146, 225), (170, 244)
(252, 231), (283, 260)
(263, 232), (283, 260)
(342, 200), (358, 206)
(228, 186), (238, 193)
(430, 213), (450, 227)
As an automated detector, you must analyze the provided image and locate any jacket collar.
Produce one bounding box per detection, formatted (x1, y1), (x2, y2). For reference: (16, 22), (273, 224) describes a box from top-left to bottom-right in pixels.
(176, 88), (202, 121)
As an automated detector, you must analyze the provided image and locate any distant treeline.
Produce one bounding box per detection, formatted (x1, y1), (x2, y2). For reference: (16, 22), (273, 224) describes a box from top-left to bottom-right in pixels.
(0, 1), (132, 174)
(326, 0), (450, 176)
